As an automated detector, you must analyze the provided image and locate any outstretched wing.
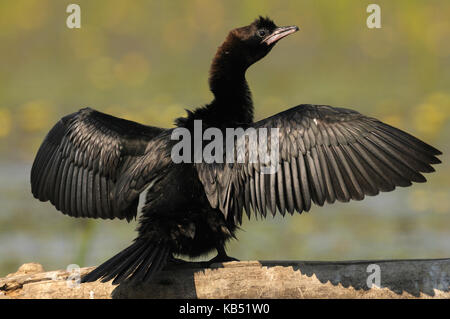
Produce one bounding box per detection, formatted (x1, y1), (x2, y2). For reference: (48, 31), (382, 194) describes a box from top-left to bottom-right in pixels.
(31, 107), (170, 221)
(196, 104), (442, 223)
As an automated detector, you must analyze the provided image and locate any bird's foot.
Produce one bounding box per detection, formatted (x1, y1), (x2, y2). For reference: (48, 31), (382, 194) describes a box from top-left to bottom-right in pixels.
(203, 254), (240, 267)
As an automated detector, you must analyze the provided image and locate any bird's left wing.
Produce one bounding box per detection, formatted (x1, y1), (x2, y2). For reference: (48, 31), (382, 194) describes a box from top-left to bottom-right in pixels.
(196, 104), (442, 224)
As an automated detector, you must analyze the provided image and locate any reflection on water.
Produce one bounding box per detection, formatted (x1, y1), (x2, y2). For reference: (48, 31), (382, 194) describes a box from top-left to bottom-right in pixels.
(1, 162), (449, 277)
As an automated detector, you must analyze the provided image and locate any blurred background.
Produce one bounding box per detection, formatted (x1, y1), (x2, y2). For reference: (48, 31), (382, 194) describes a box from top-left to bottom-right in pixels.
(1, 0), (449, 277)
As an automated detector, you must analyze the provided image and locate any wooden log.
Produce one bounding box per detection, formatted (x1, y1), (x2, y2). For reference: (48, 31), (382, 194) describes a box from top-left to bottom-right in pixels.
(1, 259), (449, 299)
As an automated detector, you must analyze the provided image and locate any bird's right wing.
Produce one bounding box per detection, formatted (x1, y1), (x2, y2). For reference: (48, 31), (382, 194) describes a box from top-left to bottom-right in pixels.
(196, 104), (442, 223)
(31, 107), (172, 221)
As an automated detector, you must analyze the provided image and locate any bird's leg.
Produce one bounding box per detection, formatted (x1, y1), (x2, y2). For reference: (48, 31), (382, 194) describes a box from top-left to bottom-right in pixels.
(206, 246), (239, 265)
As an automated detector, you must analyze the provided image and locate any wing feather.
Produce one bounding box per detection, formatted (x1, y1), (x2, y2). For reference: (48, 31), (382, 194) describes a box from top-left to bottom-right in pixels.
(196, 104), (441, 223)
(31, 107), (167, 220)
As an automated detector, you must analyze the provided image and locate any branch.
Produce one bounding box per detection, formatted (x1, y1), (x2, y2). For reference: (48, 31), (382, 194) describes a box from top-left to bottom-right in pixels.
(1, 259), (449, 299)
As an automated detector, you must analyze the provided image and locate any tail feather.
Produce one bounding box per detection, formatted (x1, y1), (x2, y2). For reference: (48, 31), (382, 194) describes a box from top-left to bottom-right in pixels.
(83, 244), (138, 282)
(111, 243), (158, 284)
(103, 242), (150, 284)
(141, 245), (171, 283)
(81, 239), (170, 285)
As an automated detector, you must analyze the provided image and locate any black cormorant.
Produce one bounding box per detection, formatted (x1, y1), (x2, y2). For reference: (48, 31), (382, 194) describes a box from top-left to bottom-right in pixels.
(30, 17), (441, 284)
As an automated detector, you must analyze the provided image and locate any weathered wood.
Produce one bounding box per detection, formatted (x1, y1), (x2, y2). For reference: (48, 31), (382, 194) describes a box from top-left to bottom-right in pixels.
(1, 259), (449, 299)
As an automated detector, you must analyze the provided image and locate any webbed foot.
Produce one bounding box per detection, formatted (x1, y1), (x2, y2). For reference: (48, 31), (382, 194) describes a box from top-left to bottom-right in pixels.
(203, 246), (239, 267)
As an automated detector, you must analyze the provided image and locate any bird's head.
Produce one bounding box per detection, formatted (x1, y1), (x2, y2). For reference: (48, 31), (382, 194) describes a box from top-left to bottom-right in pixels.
(217, 16), (299, 69)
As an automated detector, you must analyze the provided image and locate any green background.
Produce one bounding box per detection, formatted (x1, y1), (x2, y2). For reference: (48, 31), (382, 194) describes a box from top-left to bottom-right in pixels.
(1, 0), (449, 276)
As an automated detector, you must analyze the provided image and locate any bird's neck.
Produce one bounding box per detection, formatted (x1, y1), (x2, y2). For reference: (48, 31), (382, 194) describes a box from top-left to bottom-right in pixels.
(208, 54), (254, 125)
(180, 38), (254, 128)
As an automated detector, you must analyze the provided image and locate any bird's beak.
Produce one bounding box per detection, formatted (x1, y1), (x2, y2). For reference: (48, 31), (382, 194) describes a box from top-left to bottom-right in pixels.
(262, 25), (299, 45)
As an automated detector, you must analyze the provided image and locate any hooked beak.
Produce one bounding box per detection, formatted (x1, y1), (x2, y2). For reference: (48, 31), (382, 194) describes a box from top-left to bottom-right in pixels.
(262, 25), (299, 45)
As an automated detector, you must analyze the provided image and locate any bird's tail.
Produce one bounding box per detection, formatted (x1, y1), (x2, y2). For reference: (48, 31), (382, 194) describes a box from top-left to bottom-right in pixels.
(81, 239), (171, 285)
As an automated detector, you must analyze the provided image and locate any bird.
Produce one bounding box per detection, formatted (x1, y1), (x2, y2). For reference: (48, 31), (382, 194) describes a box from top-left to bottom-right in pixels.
(30, 16), (442, 285)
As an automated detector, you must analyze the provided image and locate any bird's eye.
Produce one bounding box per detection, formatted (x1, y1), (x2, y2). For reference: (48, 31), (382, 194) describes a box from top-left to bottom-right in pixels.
(258, 30), (266, 37)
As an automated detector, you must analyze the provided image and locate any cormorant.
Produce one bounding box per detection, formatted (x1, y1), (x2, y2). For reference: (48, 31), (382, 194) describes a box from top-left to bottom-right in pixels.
(30, 17), (441, 284)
